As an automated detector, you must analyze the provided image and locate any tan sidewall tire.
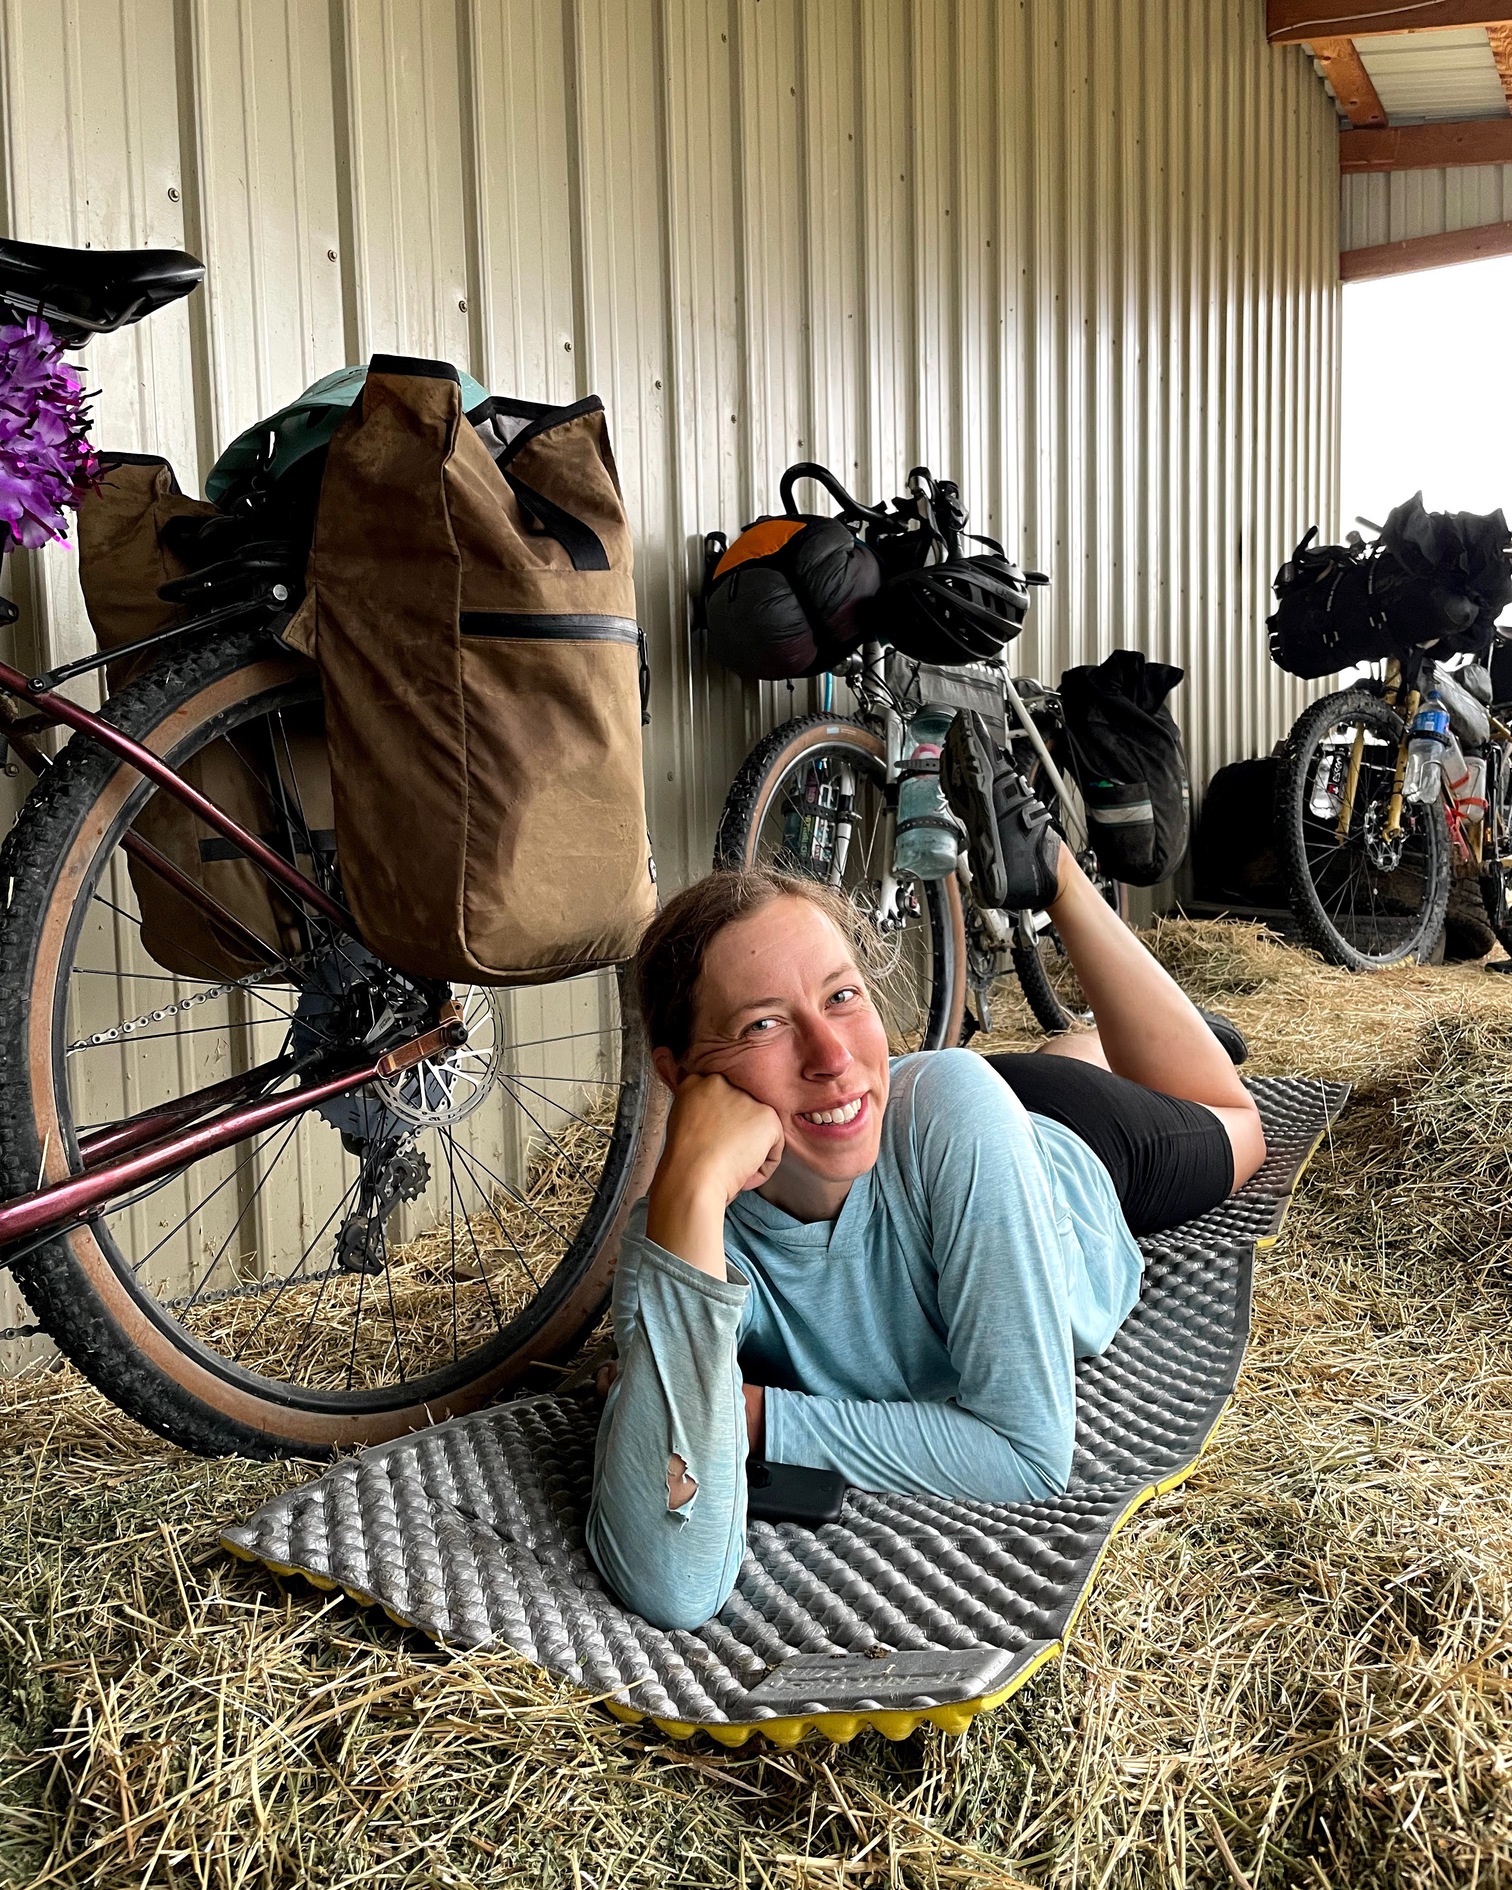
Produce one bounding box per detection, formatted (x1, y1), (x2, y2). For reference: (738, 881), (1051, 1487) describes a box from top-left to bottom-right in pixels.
(724, 717), (967, 1051)
(11, 644), (660, 1455)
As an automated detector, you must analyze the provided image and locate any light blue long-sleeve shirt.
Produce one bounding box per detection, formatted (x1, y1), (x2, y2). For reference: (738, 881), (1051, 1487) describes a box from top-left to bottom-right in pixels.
(585, 1048), (1143, 1630)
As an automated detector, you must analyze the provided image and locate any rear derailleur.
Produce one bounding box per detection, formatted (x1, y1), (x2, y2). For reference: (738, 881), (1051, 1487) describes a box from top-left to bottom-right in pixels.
(334, 1139), (431, 1276)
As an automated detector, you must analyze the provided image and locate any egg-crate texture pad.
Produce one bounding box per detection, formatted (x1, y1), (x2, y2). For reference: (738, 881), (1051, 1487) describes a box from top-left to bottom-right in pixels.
(223, 1076), (1345, 1742)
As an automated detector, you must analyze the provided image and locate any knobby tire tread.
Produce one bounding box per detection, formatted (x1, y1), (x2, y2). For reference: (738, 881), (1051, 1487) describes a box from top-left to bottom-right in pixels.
(1276, 686), (1450, 971)
(1010, 943), (1072, 1034)
(0, 629), (304, 1456)
(0, 627), (642, 1458)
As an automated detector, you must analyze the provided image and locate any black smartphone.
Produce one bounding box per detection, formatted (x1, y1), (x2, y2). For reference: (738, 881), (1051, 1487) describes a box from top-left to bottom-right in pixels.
(745, 1459), (847, 1527)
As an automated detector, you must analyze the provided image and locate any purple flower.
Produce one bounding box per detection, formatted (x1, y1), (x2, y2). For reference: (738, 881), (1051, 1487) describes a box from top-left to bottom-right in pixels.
(0, 316), (99, 550)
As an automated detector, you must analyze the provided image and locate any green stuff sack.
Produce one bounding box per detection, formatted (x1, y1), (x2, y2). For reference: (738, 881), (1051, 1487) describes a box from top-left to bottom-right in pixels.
(283, 354), (657, 985)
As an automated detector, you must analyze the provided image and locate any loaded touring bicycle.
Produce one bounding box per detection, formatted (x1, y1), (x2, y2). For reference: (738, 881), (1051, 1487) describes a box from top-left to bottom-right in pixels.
(0, 238), (661, 1459)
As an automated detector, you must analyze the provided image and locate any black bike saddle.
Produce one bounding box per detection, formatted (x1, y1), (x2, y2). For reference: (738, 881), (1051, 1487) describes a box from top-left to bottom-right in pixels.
(0, 238), (203, 339)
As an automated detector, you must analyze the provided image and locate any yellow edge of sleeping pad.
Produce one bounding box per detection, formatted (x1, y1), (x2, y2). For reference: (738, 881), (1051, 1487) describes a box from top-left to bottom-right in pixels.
(217, 1102), (1338, 1748)
(217, 1406), (1228, 1750)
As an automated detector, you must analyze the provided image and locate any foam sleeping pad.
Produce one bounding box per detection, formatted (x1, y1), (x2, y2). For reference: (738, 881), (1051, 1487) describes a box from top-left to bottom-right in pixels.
(223, 1075), (1346, 1746)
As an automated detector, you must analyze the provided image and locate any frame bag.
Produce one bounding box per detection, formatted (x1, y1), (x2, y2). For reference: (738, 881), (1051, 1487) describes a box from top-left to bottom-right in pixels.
(284, 355), (657, 984)
(75, 454), (334, 980)
(1059, 650), (1190, 887)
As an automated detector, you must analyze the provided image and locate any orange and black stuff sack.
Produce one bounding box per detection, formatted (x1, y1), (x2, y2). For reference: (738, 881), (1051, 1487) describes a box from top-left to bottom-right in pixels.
(703, 515), (880, 679)
(74, 454), (333, 981)
(283, 355), (657, 984)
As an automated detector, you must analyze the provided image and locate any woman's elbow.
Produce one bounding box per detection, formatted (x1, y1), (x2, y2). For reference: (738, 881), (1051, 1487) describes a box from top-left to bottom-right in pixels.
(597, 1560), (736, 1632)
(584, 1509), (738, 1632)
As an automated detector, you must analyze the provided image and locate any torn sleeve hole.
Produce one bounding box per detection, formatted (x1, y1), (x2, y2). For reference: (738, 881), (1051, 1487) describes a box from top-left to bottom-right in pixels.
(666, 1452), (698, 1512)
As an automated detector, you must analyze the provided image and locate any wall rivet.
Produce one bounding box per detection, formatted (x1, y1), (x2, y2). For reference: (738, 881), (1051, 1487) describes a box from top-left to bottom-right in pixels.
(167, 186), (180, 202)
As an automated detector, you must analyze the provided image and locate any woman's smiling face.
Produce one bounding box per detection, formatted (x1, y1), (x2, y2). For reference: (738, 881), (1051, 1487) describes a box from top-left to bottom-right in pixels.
(674, 895), (891, 1204)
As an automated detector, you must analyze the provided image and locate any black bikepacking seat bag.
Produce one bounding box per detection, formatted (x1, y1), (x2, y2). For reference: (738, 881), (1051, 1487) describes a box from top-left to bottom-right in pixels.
(1058, 650), (1190, 887)
(1269, 503), (1512, 680)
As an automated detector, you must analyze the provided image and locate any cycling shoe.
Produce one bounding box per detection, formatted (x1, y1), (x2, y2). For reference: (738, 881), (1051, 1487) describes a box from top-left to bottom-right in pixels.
(1197, 1007), (1249, 1067)
(940, 709), (1061, 911)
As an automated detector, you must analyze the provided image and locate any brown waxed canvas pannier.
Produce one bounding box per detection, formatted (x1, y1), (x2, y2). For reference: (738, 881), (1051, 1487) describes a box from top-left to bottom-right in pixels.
(282, 354), (656, 984)
(75, 454), (334, 981)
(77, 454), (218, 687)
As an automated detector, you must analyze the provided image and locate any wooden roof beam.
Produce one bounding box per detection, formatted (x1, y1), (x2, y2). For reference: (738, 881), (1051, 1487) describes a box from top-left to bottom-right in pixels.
(1489, 22), (1512, 107)
(1269, 3), (1512, 43)
(1312, 36), (1389, 125)
(1341, 114), (1512, 166)
(1342, 218), (1512, 278)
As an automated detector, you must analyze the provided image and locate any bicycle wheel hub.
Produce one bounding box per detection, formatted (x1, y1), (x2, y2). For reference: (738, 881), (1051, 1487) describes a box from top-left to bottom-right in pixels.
(1363, 796), (1408, 874)
(291, 946), (505, 1142)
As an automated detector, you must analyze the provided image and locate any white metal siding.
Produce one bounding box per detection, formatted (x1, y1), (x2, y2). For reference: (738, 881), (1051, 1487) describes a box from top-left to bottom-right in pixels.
(1352, 28), (1508, 126)
(0, 2), (1339, 1356)
(1343, 160), (1512, 249)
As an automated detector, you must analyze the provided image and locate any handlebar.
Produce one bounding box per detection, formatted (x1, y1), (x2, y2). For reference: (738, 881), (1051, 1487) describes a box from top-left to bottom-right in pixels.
(778, 462), (893, 528)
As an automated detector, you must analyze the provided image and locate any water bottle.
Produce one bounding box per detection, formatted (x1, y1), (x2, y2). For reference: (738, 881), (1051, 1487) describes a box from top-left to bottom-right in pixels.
(1400, 695), (1451, 805)
(893, 708), (962, 880)
(1308, 749), (1345, 820)
(1441, 734), (1488, 828)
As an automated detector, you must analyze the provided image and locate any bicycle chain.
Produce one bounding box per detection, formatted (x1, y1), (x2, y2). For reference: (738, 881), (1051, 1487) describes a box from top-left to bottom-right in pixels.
(67, 949), (322, 1053)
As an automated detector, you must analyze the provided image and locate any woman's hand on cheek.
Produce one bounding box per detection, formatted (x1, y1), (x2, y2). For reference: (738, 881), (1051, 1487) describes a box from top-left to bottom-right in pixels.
(645, 1072), (783, 1279)
(659, 1071), (784, 1207)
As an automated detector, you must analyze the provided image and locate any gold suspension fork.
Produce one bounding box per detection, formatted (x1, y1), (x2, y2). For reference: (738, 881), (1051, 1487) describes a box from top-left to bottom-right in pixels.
(1385, 673), (1419, 842)
(1335, 723), (1368, 842)
(1333, 659), (1400, 842)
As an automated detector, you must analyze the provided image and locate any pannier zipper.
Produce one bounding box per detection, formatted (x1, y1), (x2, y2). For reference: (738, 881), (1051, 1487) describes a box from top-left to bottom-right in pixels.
(458, 612), (639, 643)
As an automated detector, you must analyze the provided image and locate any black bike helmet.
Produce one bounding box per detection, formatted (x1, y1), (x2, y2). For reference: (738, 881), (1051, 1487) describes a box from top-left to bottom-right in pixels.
(879, 550), (1032, 664)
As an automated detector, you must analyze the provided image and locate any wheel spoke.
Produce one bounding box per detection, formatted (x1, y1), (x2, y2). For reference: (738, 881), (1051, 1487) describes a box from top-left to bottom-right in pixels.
(5, 655), (643, 1445)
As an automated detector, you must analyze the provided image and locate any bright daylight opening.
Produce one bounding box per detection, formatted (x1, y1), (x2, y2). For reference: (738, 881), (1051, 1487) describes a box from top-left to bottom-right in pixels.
(1342, 253), (1512, 598)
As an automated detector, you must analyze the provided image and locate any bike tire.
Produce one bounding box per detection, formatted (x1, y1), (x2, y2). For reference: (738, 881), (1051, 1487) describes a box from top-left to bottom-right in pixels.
(715, 713), (967, 1052)
(1010, 937), (1077, 1035)
(1276, 686), (1451, 970)
(1006, 752), (1129, 1034)
(0, 627), (659, 1458)
(1480, 737), (1512, 954)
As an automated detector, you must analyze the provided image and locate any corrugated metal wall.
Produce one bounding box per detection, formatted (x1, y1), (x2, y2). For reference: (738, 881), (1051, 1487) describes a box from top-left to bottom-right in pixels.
(1343, 162), (1512, 250)
(0, 0), (1340, 1358)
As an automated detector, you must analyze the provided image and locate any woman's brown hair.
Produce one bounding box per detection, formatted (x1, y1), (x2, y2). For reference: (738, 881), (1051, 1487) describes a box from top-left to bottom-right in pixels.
(633, 868), (889, 1059)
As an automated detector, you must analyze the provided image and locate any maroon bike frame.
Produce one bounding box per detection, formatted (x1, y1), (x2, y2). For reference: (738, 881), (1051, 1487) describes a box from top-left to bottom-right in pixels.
(0, 658), (350, 931)
(76, 1053), (295, 1167)
(0, 1056), (386, 1249)
(0, 660), (381, 1254)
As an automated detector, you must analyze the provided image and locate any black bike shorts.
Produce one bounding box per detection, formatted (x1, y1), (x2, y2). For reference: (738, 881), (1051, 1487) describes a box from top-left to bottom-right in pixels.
(985, 1052), (1234, 1238)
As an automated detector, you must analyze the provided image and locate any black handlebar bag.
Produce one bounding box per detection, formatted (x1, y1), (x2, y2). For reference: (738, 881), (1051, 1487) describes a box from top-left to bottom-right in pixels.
(1059, 650), (1190, 887)
(283, 356), (656, 984)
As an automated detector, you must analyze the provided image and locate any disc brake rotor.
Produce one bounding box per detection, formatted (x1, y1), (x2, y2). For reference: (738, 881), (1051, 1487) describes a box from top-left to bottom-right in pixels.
(1364, 794), (1409, 874)
(290, 948), (504, 1144)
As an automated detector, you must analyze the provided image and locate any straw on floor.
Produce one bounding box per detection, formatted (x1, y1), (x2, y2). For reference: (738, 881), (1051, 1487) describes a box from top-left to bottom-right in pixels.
(0, 923), (1509, 1888)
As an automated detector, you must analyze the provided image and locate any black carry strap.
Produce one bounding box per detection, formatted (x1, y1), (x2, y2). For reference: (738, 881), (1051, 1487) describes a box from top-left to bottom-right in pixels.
(504, 470), (610, 572)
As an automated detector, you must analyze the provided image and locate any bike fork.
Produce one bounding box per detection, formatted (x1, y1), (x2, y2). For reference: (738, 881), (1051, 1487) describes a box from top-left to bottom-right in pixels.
(1003, 677), (1086, 852)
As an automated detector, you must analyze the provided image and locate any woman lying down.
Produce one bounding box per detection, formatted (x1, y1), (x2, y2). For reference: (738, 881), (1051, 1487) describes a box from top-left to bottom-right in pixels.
(587, 712), (1267, 1631)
